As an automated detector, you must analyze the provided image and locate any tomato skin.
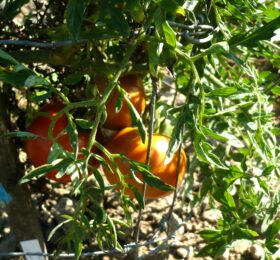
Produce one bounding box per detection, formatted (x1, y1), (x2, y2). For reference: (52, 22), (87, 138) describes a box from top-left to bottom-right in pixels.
(24, 102), (68, 168)
(102, 127), (187, 199)
(34, 102), (68, 137)
(95, 74), (146, 130)
(24, 102), (99, 183)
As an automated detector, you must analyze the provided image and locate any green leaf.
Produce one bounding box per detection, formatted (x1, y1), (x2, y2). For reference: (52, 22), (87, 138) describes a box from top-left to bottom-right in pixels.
(197, 240), (226, 257)
(205, 42), (230, 55)
(271, 86), (280, 96)
(199, 177), (212, 199)
(2, 131), (38, 140)
(229, 16), (280, 47)
(195, 138), (228, 169)
(167, 107), (188, 161)
(201, 126), (228, 142)
(160, 0), (185, 16)
(258, 178), (270, 194)
(262, 165), (275, 176)
(0, 69), (33, 86)
(48, 218), (72, 241)
(48, 142), (67, 165)
(200, 142), (228, 169)
(109, 8), (130, 36)
(74, 241), (83, 260)
(130, 186), (145, 209)
(124, 93), (147, 143)
(148, 42), (160, 76)
(21, 157), (74, 184)
(32, 90), (52, 103)
(208, 87), (238, 97)
(199, 229), (223, 241)
(62, 72), (84, 85)
(128, 160), (174, 193)
(212, 182), (238, 218)
(265, 219), (280, 242)
(24, 75), (48, 87)
(194, 133), (209, 163)
(125, 0), (145, 22)
(91, 168), (105, 190)
(266, 239), (280, 254)
(75, 118), (92, 129)
(162, 21), (177, 47)
(142, 172), (174, 192)
(107, 216), (118, 248)
(262, 187), (280, 232)
(67, 121), (79, 159)
(88, 195), (107, 223)
(20, 164), (55, 184)
(66, 0), (85, 40)
(0, 49), (19, 65)
(215, 166), (248, 187)
(115, 89), (124, 113)
(234, 228), (259, 240)
(192, 42), (229, 62)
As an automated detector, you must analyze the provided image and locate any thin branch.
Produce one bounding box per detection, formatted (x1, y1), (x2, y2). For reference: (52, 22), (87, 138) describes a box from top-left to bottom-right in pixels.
(0, 32), (113, 48)
(0, 39), (88, 48)
(166, 142), (184, 224)
(204, 101), (254, 118)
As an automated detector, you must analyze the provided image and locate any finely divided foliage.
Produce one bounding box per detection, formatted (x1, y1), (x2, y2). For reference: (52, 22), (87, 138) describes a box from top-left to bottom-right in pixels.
(0, 0), (279, 259)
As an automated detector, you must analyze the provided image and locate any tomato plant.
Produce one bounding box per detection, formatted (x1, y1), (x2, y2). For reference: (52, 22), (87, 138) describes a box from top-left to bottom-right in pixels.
(0, 0), (279, 259)
(103, 127), (187, 199)
(95, 74), (146, 129)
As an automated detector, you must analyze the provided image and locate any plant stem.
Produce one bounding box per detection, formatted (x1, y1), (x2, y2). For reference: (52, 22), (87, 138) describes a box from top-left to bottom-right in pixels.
(166, 142), (184, 223)
(134, 76), (157, 258)
(87, 40), (140, 152)
(204, 69), (226, 88)
(204, 101), (254, 118)
(0, 37), (111, 48)
(175, 48), (201, 85)
(199, 84), (205, 127)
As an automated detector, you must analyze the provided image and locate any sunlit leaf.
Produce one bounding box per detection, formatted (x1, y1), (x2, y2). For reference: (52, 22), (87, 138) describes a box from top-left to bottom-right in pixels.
(229, 16), (280, 47)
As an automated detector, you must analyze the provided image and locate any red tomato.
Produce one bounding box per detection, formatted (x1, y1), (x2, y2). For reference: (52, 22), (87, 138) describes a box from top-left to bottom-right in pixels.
(24, 102), (68, 168)
(34, 102), (68, 137)
(95, 74), (146, 130)
(102, 127), (187, 199)
(24, 102), (99, 183)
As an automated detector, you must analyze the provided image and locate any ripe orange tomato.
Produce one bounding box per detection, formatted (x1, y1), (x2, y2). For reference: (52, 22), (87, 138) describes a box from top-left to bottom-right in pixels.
(29, 102), (68, 138)
(102, 127), (187, 199)
(24, 102), (99, 183)
(95, 74), (146, 130)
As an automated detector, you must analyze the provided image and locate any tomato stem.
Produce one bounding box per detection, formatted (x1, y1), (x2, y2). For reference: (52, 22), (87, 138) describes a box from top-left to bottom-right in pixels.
(87, 38), (142, 153)
(166, 142), (184, 224)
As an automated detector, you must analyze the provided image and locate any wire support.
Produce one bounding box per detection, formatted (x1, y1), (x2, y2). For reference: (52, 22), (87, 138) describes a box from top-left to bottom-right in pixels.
(0, 233), (181, 258)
